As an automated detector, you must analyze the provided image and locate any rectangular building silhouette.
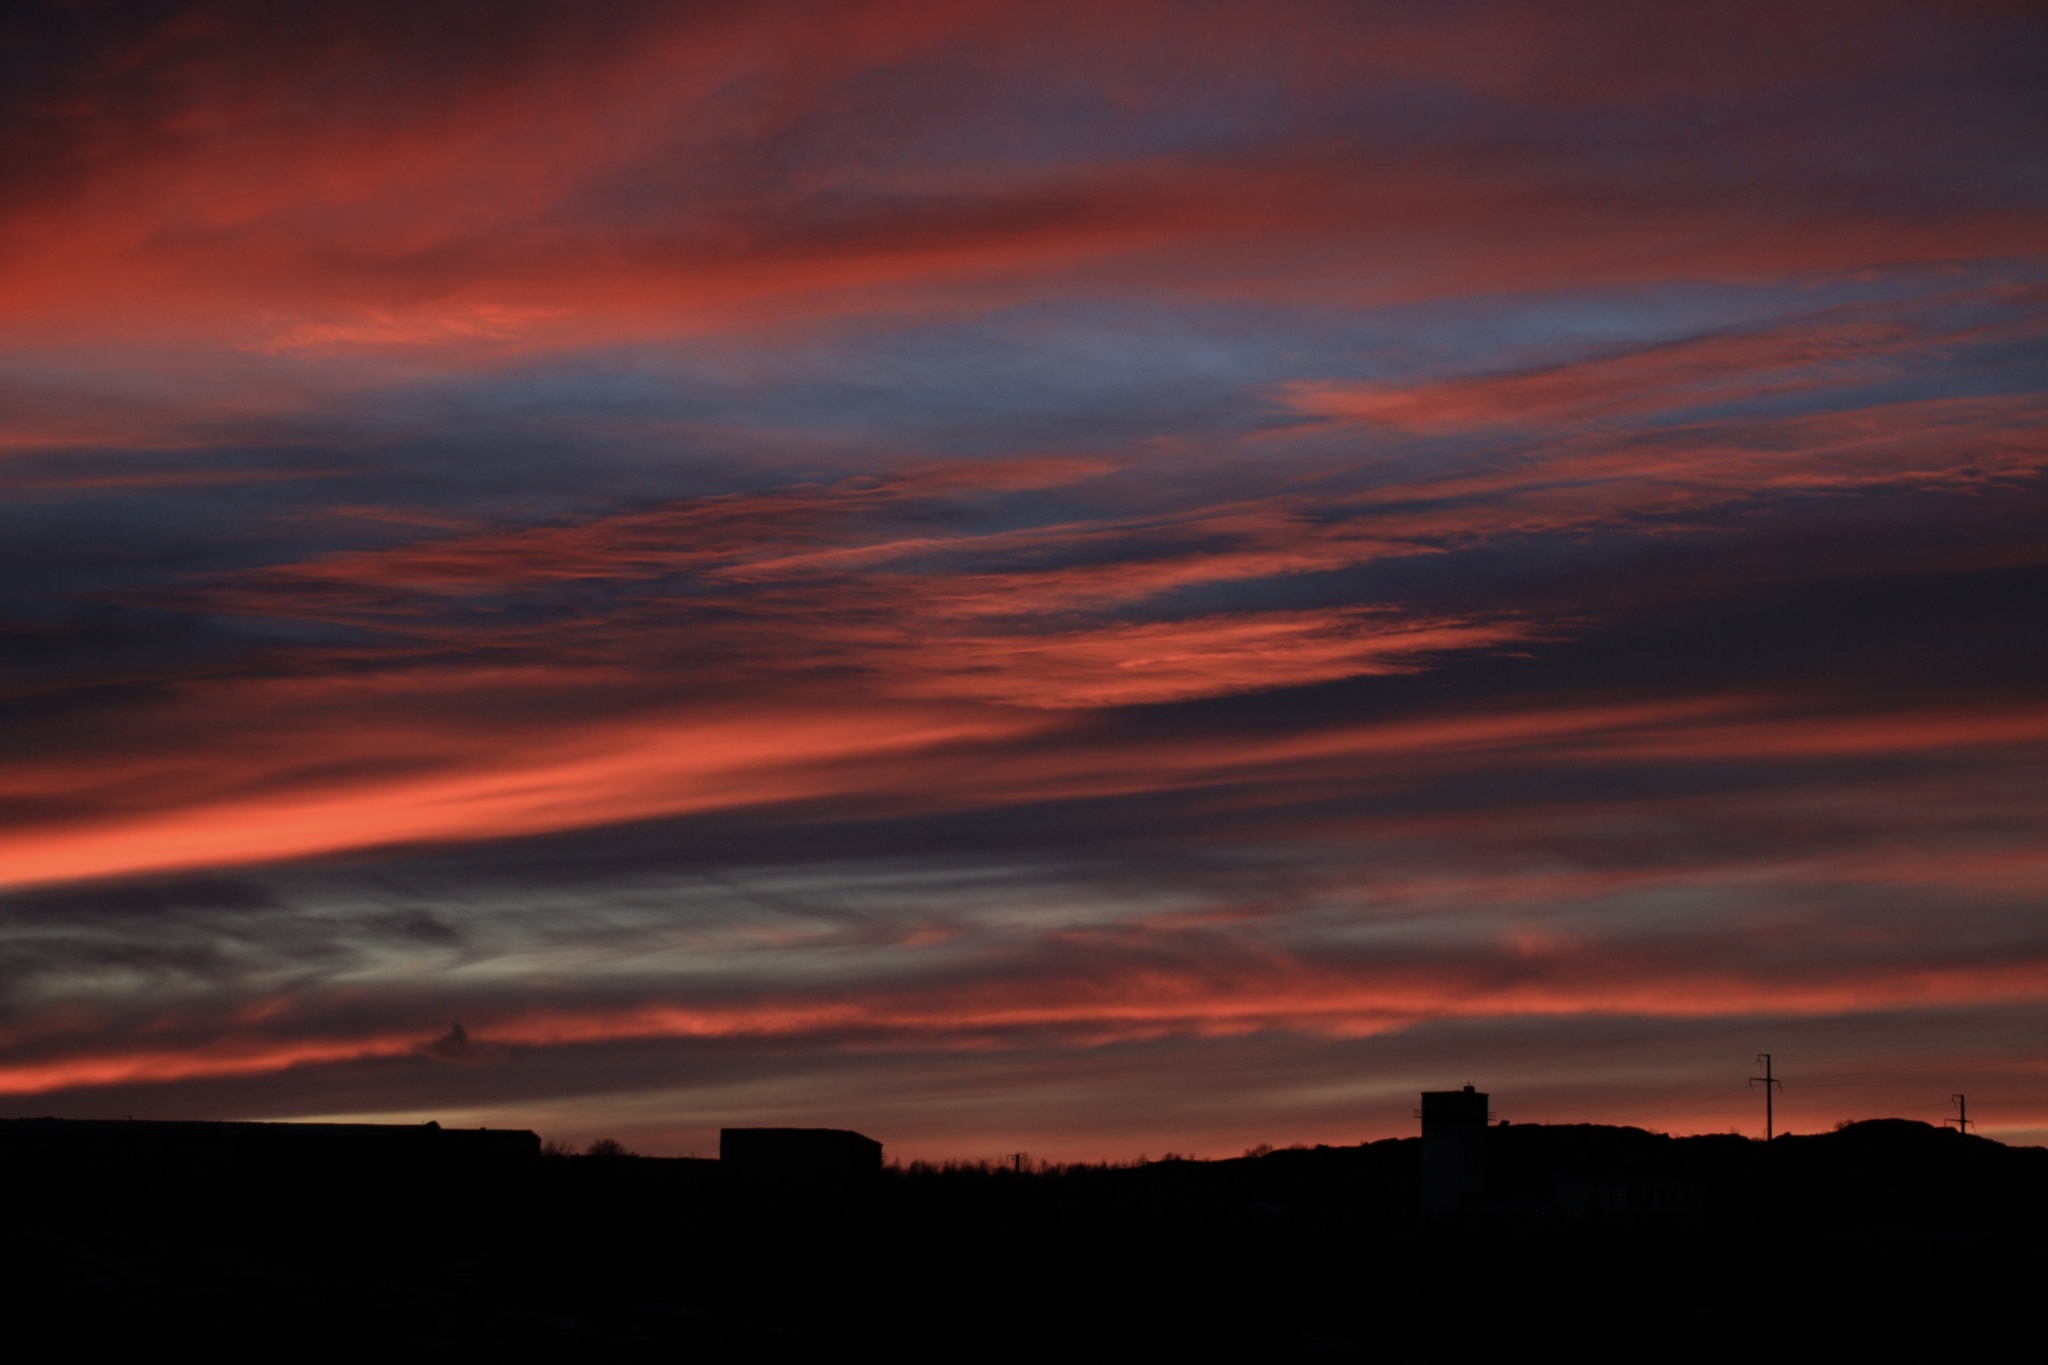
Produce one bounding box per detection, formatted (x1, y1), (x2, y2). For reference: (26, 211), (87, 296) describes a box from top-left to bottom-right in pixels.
(719, 1127), (883, 1181)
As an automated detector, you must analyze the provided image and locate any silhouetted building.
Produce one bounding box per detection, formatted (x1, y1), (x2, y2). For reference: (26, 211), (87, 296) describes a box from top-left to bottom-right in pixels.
(1419, 1085), (1490, 1215)
(720, 1127), (883, 1182)
(0, 1117), (540, 1220)
(0, 1116), (539, 1171)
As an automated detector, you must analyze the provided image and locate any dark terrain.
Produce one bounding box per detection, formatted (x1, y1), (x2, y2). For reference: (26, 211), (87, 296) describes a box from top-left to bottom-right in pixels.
(4, 1117), (2040, 1361)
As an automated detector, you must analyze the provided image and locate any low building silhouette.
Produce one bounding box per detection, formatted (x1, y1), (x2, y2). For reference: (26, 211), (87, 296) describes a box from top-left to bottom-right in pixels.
(0, 1116), (539, 1173)
(1418, 1085), (1490, 1215)
(720, 1127), (882, 1182)
(1, 1116), (542, 1224)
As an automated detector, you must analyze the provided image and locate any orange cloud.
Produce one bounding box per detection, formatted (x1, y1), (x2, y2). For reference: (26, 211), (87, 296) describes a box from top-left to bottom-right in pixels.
(887, 610), (1528, 708)
(5, 670), (2043, 894)
(0, 686), (1030, 892)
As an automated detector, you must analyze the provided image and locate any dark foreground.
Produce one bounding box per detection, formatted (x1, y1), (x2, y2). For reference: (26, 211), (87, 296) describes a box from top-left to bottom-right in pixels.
(5, 1118), (2041, 1361)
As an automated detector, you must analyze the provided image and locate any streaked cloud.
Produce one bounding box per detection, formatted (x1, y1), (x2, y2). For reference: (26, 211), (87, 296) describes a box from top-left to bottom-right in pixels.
(2, 0), (2043, 1152)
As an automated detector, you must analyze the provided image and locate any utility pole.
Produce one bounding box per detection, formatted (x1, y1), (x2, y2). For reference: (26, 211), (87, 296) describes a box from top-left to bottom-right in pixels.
(1944, 1094), (1973, 1135)
(1749, 1054), (1782, 1141)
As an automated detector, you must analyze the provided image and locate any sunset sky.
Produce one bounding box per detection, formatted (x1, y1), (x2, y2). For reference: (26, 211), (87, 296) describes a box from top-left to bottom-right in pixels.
(3, 0), (2044, 1158)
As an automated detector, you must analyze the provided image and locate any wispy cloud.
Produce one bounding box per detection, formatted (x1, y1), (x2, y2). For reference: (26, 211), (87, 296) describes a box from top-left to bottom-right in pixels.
(2, 0), (2044, 1149)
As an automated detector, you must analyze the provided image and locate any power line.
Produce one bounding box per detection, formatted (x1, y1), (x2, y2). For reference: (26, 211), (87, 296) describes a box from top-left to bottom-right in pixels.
(1943, 1094), (1973, 1135)
(1580, 1079), (1756, 1126)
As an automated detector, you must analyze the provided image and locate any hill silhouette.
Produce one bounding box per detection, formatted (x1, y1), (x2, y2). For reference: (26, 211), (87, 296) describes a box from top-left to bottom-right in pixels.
(4, 1116), (2040, 1360)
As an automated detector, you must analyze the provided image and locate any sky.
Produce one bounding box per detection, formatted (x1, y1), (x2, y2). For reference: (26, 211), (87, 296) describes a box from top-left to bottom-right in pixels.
(2, 0), (2044, 1159)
